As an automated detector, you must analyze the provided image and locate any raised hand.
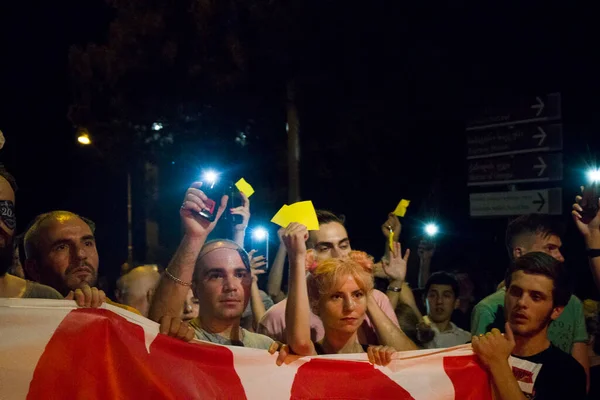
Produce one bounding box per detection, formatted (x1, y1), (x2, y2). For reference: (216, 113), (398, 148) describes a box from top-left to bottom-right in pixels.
(417, 238), (435, 262)
(248, 250), (267, 283)
(230, 192), (251, 231)
(180, 182), (228, 238)
(281, 223), (309, 260)
(572, 187), (600, 242)
(471, 323), (515, 370)
(382, 242), (410, 283)
(65, 284), (106, 308)
(381, 213), (401, 241)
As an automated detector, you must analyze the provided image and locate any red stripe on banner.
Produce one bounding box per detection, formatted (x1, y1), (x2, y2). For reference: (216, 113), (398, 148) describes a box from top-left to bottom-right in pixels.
(290, 358), (415, 399)
(27, 309), (247, 400)
(443, 355), (492, 400)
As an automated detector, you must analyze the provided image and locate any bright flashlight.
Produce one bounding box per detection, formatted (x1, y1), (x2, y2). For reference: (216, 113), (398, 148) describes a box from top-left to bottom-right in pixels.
(252, 227), (268, 241)
(202, 170), (219, 187)
(424, 223), (439, 237)
(587, 169), (600, 184)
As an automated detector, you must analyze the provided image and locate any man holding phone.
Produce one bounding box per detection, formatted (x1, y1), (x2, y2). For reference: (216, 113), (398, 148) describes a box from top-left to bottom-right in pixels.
(572, 188), (600, 293)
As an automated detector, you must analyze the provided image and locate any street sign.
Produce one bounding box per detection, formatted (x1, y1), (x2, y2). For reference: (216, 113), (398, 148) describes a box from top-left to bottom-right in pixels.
(470, 188), (562, 217)
(467, 153), (562, 186)
(467, 123), (563, 159)
(467, 93), (561, 131)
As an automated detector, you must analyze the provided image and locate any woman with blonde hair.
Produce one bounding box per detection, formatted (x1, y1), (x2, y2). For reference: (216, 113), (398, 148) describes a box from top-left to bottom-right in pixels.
(280, 223), (417, 365)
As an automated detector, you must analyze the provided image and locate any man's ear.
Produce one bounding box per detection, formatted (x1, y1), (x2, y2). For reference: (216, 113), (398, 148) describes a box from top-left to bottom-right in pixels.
(453, 298), (460, 310)
(23, 259), (39, 281)
(550, 306), (565, 321)
(513, 247), (524, 259)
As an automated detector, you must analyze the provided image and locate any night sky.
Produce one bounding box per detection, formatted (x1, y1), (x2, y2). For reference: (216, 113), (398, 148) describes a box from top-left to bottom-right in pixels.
(1, 2), (600, 299)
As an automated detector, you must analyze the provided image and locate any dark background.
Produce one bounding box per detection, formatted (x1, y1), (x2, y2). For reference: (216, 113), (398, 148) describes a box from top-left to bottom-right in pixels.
(1, 2), (599, 300)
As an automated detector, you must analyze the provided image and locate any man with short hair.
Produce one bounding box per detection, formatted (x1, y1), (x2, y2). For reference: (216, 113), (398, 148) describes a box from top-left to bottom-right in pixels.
(22, 211), (132, 311)
(421, 272), (470, 349)
(471, 213), (589, 387)
(257, 210), (408, 347)
(472, 252), (586, 399)
(115, 265), (161, 317)
(149, 183), (275, 349)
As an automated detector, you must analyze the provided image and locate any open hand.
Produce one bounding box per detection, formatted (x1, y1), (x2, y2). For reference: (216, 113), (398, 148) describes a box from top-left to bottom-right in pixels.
(382, 242), (410, 282)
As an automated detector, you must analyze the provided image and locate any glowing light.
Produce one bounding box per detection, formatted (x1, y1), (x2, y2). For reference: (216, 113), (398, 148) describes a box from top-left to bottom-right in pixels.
(588, 169), (600, 183)
(152, 122), (163, 131)
(202, 170), (218, 185)
(77, 134), (91, 145)
(252, 227), (268, 241)
(424, 223), (439, 237)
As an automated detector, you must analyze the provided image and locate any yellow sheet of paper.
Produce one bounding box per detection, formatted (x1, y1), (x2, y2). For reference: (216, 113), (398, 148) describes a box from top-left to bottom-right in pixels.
(270, 201), (320, 230)
(288, 201), (320, 231)
(235, 178), (255, 197)
(271, 205), (290, 227)
(393, 199), (411, 217)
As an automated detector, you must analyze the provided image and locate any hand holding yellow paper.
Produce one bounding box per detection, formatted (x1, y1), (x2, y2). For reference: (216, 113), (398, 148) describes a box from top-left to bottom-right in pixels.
(270, 201), (320, 230)
(235, 178), (255, 198)
(393, 199), (411, 217)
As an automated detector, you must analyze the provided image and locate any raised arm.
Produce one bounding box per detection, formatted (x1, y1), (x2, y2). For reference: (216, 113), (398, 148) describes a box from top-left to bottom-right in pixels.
(148, 182), (228, 322)
(248, 250), (268, 328)
(366, 290), (418, 351)
(231, 192), (250, 247)
(267, 228), (287, 302)
(573, 191), (600, 291)
(282, 223), (315, 356)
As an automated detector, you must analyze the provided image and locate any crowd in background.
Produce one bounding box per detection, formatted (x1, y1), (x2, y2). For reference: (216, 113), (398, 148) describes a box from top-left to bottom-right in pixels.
(1, 164), (600, 400)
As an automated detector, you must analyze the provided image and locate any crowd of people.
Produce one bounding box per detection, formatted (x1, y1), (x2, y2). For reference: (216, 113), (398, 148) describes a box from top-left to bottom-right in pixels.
(1, 165), (600, 399)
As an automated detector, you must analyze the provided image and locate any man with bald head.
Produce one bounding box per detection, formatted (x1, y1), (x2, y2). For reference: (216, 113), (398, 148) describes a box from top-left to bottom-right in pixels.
(149, 183), (274, 349)
(115, 265), (161, 317)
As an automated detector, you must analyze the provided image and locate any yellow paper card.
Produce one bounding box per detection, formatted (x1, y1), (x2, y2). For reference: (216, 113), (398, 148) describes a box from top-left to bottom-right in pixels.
(271, 205), (290, 227)
(235, 178), (255, 197)
(288, 201), (319, 231)
(393, 199), (411, 217)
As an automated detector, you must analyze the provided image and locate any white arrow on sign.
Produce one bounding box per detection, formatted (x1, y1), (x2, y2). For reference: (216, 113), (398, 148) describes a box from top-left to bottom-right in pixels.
(532, 126), (547, 146)
(533, 156), (547, 176)
(531, 96), (545, 117)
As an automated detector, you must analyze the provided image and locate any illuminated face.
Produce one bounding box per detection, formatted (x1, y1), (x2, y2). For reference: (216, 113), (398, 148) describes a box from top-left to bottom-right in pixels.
(505, 270), (562, 338)
(310, 222), (351, 262)
(317, 275), (367, 334)
(195, 247), (251, 321)
(35, 216), (99, 294)
(426, 284), (458, 324)
(516, 234), (564, 262)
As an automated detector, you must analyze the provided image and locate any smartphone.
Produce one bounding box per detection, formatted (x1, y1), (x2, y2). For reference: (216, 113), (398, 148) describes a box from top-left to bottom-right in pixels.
(226, 184), (243, 226)
(581, 182), (599, 223)
(197, 180), (223, 222)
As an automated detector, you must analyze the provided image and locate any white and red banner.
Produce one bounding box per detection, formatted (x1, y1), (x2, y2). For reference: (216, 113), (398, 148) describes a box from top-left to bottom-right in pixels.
(0, 299), (532, 399)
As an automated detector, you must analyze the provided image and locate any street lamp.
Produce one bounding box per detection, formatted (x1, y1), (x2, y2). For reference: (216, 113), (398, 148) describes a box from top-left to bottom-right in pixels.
(252, 227), (269, 268)
(77, 133), (91, 145)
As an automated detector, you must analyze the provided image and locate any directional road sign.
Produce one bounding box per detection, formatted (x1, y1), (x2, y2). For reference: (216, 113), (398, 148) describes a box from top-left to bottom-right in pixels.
(467, 123), (563, 159)
(470, 188), (563, 217)
(467, 153), (562, 186)
(467, 93), (561, 131)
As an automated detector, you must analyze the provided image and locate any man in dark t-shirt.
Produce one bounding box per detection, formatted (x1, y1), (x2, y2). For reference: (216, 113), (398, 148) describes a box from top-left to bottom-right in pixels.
(472, 253), (586, 399)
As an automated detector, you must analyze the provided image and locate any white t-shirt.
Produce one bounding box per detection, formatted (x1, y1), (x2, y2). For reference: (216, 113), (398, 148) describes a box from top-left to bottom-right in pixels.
(423, 321), (471, 349)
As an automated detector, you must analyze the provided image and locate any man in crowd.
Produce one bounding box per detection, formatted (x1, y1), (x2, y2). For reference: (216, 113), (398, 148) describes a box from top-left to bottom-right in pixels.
(472, 252), (586, 399)
(421, 272), (471, 349)
(0, 166), (62, 299)
(257, 210), (406, 345)
(115, 265), (161, 318)
(471, 213), (589, 387)
(22, 211), (134, 311)
(149, 182), (274, 349)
